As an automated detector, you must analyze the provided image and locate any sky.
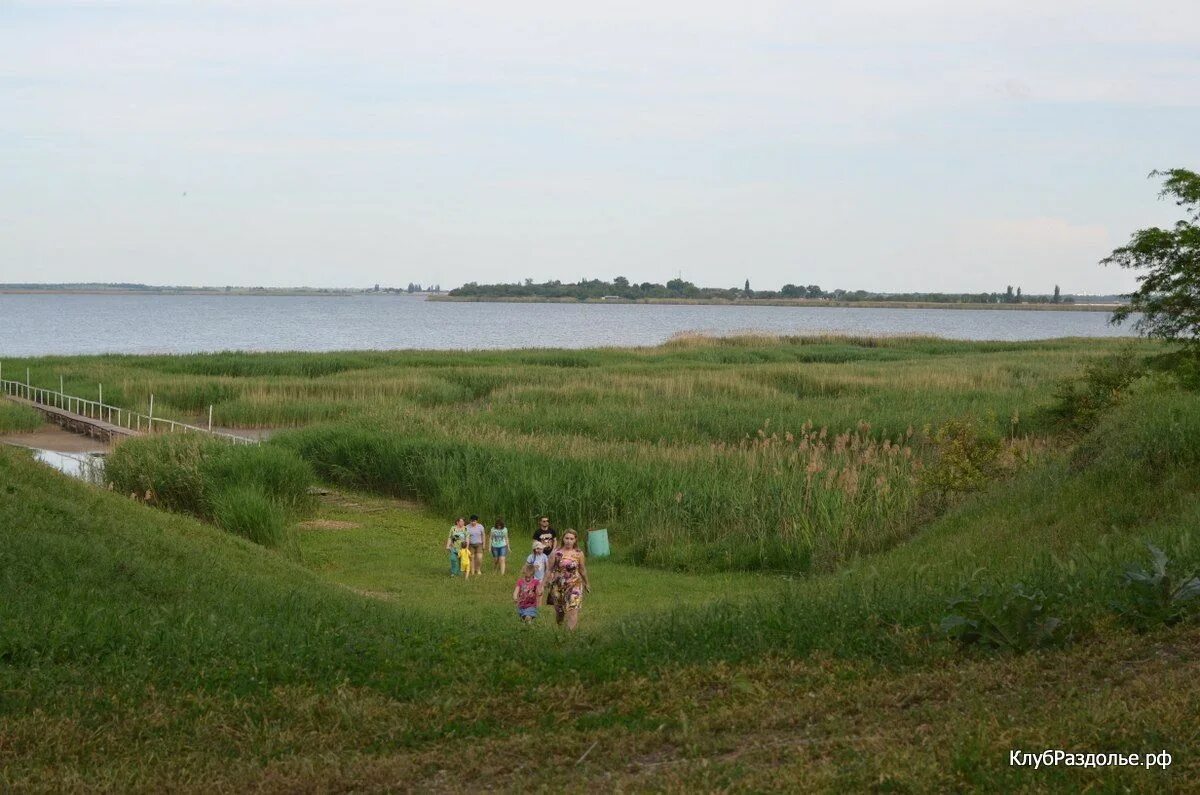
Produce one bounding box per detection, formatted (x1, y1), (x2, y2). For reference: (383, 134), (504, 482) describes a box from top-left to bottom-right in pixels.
(2, 1), (1198, 293)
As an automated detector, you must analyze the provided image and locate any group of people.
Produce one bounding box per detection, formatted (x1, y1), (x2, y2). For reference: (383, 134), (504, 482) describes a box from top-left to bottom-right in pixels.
(444, 514), (591, 630)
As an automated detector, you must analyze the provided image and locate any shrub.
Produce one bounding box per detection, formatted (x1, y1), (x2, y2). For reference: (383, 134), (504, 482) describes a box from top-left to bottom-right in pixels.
(918, 418), (1005, 508)
(940, 583), (1066, 652)
(1047, 348), (1146, 431)
(1112, 544), (1200, 632)
(210, 485), (290, 548)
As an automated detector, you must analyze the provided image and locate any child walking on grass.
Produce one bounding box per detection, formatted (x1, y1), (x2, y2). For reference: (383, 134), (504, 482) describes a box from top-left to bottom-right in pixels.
(513, 562), (542, 624)
(446, 517), (467, 577)
(490, 517), (510, 575)
(458, 540), (472, 578)
(527, 541), (548, 582)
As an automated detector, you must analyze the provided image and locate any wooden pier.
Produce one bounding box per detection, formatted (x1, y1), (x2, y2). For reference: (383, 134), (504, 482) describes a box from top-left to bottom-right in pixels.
(4, 394), (139, 444)
(1, 371), (256, 445)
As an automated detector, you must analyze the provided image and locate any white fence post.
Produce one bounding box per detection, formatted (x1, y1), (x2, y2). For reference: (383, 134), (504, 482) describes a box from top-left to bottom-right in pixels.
(2, 377), (253, 445)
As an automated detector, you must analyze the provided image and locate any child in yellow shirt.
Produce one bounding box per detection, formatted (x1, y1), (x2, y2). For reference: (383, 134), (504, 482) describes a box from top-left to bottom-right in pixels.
(457, 540), (472, 577)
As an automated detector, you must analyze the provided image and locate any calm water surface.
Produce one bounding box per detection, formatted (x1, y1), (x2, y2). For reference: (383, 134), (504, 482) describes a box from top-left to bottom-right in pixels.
(30, 448), (106, 483)
(0, 294), (1134, 356)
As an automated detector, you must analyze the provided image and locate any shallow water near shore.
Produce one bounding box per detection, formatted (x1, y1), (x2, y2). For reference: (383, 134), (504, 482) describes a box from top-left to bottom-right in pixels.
(29, 447), (106, 484)
(0, 293), (1135, 355)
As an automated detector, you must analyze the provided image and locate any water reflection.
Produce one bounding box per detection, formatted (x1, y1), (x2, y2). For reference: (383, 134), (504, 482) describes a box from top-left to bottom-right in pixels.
(32, 448), (106, 485)
(0, 293), (1135, 356)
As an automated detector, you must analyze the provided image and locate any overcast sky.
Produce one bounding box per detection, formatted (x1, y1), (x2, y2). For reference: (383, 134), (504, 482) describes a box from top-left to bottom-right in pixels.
(3, 1), (1198, 292)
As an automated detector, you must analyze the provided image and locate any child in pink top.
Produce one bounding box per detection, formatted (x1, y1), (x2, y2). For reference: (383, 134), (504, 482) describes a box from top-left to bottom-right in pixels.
(512, 563), (543, 624)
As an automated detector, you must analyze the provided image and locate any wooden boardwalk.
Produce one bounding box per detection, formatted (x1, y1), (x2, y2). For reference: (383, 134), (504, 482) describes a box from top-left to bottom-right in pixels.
(4, 394), (140, 444)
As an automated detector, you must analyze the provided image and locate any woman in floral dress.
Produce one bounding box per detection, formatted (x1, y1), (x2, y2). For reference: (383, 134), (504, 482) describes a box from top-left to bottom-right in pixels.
(547, 529), (591, 630)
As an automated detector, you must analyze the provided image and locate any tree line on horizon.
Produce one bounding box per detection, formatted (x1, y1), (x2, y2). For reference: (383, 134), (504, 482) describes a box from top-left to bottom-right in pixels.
(448, 277), (1078, 304)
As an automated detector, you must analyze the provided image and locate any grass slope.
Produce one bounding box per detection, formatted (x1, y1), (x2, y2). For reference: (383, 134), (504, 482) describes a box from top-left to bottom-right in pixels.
(3, 380), (1199, 791)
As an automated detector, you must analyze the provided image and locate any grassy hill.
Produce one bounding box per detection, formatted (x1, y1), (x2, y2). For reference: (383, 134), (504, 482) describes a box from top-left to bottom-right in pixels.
(3, 344), (1199, 790)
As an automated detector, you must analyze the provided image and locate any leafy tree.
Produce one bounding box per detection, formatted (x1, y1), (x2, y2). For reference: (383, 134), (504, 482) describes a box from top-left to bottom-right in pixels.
(1005, 285), (1014, 303)
(1106, 168), (1200, 353)
(1052, 285), (1060, 303)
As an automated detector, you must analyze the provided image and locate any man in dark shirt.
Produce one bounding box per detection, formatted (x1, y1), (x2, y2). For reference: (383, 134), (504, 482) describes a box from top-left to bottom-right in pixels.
(532, 515), (557, 554)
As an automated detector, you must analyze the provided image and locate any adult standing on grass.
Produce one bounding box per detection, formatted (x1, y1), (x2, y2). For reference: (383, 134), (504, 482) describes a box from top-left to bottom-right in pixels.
(466, 515), (487, 577)
(490, 517), (510, 575)
(532, 515), (557, 556)
(547, 529), (590, 631)
(446, 517), (467, 577)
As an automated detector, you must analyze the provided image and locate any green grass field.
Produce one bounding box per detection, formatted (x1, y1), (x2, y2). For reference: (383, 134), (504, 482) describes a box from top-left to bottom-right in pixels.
(3, 336), (1199, 791)
(299, 492), (773, 631)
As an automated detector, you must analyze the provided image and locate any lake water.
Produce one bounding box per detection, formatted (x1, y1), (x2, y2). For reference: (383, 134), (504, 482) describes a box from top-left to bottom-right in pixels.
(30, 448), (106, 484)
(0, 294), (1135, 356)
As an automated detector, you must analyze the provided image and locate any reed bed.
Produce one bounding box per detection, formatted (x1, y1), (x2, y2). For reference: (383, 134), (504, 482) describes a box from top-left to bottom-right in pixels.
(0, 401), (44, 433)
(278, 418), (936, 572)
(104, 434), (314, 548)
(8, 336), (1156, 571)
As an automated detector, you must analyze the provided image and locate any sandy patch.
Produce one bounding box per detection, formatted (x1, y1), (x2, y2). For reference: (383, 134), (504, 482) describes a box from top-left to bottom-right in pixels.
(209, 427), (277, 441)
(297, 519), (361, 530)
(0, 425), (112, 454)
(318, 491), (423, 513)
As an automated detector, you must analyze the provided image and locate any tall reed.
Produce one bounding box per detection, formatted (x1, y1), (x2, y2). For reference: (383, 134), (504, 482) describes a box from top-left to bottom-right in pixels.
(276, 418), (925, 572)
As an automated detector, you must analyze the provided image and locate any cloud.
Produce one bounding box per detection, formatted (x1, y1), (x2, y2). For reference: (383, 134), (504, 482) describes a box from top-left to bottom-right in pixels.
(1, 1), (1194, 289)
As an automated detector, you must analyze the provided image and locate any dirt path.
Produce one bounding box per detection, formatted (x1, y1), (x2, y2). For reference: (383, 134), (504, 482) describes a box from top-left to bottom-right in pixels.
(0, 424), (112, 453)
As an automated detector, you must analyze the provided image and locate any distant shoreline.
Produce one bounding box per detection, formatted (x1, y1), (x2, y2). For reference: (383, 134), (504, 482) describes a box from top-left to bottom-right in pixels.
(0, 289), (1122, 312)
(429, 295), (1121, 312)
(0, 289), (433, 297)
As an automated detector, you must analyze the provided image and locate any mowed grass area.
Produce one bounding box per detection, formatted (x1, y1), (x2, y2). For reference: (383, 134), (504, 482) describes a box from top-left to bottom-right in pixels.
(4, 336), (1162, 572)
(3, 368), (1200, 791)
(298, 493), (776, 631)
